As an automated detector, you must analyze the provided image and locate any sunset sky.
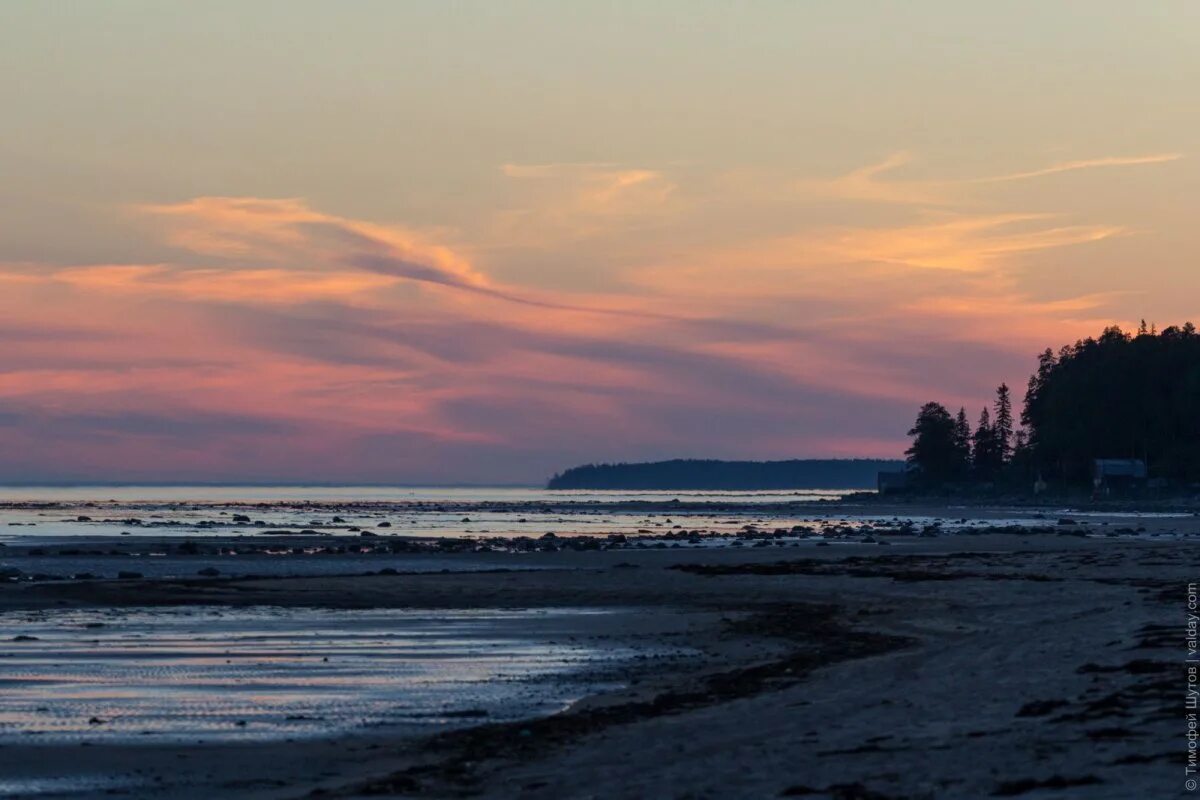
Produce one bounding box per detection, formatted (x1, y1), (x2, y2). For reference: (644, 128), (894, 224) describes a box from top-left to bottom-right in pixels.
(1, 2), (1196, 484)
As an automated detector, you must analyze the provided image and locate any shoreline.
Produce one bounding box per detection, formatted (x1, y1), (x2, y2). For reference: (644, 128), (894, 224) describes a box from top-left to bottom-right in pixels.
(0, 528), (1193, 797)
(5, 494), (1198, 520)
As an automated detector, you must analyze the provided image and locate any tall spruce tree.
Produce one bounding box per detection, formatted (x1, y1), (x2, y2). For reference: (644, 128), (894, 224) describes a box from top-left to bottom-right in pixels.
(952, 408), (972, 478)
(972, 407), (1000, 478)
(993, 383), (1014, 465)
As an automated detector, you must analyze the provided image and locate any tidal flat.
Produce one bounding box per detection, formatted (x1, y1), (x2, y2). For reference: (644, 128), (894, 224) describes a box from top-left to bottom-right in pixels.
(0, 494), (1194, 798)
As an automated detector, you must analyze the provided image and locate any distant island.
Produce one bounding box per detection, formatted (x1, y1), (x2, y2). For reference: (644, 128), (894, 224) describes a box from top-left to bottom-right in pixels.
(546, 459), (904, 490)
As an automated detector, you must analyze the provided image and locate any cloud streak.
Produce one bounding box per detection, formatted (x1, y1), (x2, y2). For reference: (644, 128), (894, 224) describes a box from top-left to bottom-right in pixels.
(975, 153), (1183, 183)
(801, 151), (1182, 208)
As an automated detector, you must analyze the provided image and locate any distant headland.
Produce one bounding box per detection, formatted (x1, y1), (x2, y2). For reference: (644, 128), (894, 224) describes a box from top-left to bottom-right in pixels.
(546, 459), (903, 490)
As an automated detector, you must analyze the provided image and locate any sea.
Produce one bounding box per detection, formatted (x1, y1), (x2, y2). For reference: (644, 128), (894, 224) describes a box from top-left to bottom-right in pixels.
(0, 485), (854, 545)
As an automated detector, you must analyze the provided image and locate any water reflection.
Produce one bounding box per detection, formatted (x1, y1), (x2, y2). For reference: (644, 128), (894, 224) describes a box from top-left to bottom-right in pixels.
(0, 606), (629, 744)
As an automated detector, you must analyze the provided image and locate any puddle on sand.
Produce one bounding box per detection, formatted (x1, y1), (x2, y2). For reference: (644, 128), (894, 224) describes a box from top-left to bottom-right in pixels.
(0, 775), (144, 798)
(0, 606), (635, 746)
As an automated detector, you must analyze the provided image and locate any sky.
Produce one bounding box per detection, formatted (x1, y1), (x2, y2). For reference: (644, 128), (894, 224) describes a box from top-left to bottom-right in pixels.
(0, 2), (1197, 484)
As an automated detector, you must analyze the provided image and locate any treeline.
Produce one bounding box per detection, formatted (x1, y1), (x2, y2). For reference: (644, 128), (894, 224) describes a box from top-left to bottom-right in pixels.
(906, 321), (1200, 487)
(547, 459), (904, 490)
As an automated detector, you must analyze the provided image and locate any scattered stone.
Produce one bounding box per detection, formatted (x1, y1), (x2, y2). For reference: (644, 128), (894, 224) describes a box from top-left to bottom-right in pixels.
(1015, 699), (1068, 717)
(1085, 727), (1139, 741)
(992, 775), (1102, 796)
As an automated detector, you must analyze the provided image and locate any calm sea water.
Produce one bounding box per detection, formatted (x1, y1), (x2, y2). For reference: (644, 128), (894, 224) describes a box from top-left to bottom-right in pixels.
(6, 485), (1150, 557)
(0, 486), (859, 546)
(0, 485), (852, 503)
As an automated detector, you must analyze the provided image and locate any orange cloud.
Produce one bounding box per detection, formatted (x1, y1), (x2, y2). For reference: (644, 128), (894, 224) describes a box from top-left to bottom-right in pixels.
(499, 162), (674, 211)
(814, 213), (1125, 271)
(140, 196), (488, 289)
(53, 264), (398, 304)
(492, 162), (678, 247)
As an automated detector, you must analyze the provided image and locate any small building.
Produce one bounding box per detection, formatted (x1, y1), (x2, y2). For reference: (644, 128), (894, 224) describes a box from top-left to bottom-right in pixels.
(1092, 459), (1147, 491)
(877, 470), (909, 494)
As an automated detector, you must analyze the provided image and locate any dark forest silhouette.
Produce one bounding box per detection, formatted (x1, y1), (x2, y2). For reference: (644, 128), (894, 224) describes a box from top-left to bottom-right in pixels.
(547, 459), (903, 490)
(906, 322), (1200, 488)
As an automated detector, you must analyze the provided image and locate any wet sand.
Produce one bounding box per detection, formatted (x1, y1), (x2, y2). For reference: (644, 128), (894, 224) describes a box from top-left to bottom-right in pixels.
(0, 521), (1195, 799)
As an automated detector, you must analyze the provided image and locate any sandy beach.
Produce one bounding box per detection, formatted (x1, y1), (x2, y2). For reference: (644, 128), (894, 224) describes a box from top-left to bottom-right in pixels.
(1, 505), (1193, 799)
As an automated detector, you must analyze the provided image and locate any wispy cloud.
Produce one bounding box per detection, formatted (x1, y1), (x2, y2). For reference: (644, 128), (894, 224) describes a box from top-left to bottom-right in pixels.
(140, 196), (489, 289)
(798, 152), (949, 206)
(135, 197), (659, 317)
(799, 151), (1182, 207)
(975, 153), (1182, 183)
(814, 213), (1125, 271)
(492, 162), (678, 247)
